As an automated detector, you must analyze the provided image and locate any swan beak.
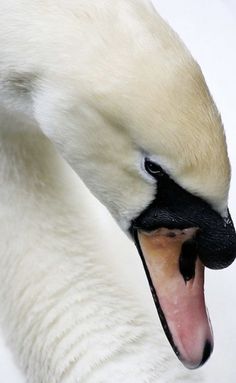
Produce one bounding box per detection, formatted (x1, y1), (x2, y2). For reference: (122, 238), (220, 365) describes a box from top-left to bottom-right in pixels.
(129, 174), (236, 368)
(137, 227), (213, 369)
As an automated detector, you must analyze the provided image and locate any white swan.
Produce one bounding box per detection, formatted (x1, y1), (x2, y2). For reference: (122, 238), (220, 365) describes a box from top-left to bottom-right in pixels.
(0, 0), (235, 382)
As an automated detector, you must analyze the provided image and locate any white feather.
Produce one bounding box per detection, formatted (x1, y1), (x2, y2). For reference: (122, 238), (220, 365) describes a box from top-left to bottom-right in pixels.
(0, 0), (230, 382)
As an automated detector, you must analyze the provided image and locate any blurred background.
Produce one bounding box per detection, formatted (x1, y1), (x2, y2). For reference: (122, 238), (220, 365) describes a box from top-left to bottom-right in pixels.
(0, 0), (235, 381)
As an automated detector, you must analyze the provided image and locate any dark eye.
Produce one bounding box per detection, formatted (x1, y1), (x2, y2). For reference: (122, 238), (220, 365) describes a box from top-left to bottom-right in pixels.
(144, 159), (164, 176)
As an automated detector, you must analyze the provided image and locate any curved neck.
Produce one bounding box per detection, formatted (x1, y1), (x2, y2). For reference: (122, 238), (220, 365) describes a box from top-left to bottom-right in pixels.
(0, 108), (200, 382)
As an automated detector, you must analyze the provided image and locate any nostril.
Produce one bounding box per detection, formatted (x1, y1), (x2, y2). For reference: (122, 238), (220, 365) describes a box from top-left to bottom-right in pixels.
(179, 239), (198, 282)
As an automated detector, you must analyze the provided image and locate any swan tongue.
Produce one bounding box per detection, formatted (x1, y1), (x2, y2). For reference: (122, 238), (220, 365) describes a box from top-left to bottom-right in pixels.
(138, 228), (213, 369)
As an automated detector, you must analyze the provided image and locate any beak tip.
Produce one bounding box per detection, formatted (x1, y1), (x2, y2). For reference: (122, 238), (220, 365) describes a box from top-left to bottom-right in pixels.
(182, 339), (213, 370)
(200, 339), (213, 367)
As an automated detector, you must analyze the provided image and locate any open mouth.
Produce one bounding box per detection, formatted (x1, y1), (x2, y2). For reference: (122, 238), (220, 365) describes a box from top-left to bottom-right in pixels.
(133, 227), (213, 369)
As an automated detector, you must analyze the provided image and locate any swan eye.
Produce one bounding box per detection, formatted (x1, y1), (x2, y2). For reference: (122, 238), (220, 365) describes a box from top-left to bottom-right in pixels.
(144, 159), (164, 177)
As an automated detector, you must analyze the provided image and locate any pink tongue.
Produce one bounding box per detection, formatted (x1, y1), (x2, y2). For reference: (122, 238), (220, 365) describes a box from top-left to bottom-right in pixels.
(138, 228), (213, 369)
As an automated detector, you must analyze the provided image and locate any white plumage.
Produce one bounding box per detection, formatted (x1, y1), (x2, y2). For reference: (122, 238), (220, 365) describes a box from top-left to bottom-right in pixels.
(0, 110), (202, 382)
(0, 0), (231, 382)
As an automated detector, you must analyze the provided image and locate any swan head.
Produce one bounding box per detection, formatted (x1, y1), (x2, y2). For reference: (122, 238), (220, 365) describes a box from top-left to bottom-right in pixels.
(39, 4), (236, 370)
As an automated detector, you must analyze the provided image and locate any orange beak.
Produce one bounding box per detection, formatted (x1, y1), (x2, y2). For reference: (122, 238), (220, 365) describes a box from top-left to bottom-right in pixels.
(137, 227), (213, 368)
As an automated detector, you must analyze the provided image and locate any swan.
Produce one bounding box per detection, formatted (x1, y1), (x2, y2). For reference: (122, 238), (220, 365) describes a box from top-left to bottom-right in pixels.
(0, 0), (235, 382)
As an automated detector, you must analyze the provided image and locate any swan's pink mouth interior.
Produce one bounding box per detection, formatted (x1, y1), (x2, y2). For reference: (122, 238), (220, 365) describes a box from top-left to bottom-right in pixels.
(138, 227), (213, 369)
